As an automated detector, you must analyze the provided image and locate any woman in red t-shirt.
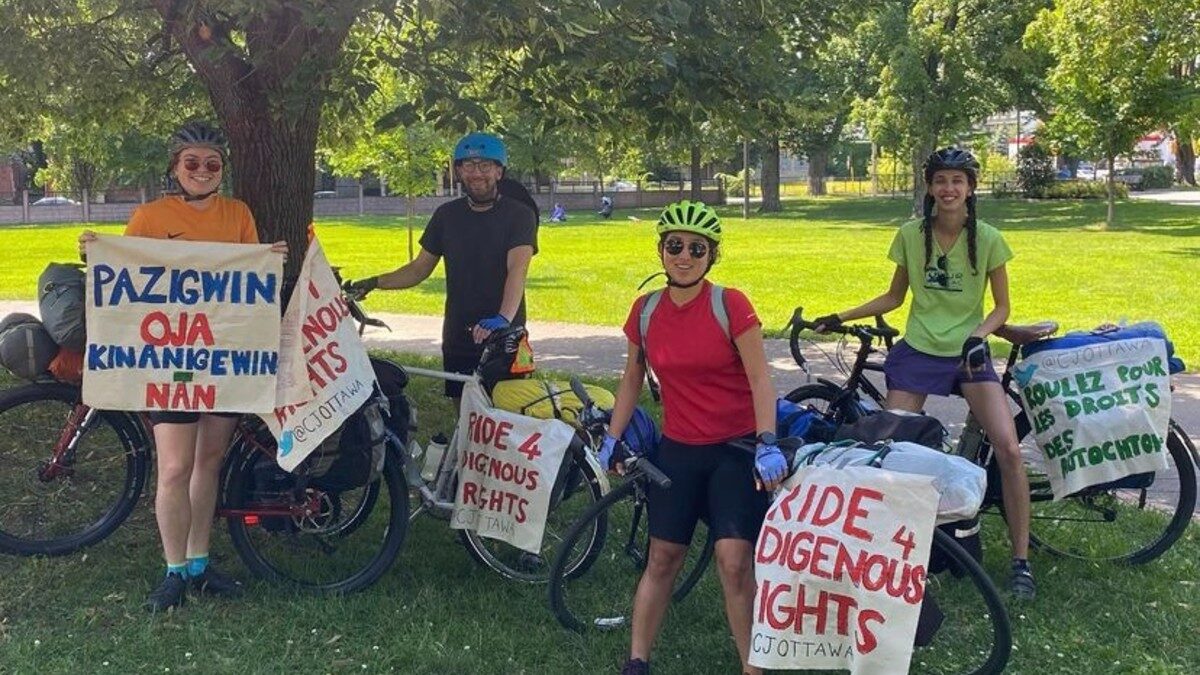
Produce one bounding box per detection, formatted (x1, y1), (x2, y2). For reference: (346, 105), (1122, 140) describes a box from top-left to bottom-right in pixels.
(600, 200), (785, 675)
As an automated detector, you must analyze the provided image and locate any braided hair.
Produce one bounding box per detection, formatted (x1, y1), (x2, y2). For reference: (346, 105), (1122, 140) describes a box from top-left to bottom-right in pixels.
(921, 179), (980, 276)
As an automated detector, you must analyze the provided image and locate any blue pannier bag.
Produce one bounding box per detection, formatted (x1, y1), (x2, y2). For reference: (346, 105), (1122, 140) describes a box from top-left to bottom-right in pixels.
(1021, 321), (1185, 374)
(776, 398), (837, 442)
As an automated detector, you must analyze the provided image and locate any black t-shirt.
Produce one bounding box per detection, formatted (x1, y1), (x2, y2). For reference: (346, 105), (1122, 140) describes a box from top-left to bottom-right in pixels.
(419, 195), (538, 354)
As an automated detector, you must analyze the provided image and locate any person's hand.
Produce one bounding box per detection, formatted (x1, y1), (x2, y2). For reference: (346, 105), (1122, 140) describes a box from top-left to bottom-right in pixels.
(343, 276), (379, 299)
(755, 441), (788, 491)
(77, 230), (97, 261)
(598, 433), (631, 475)
(961, 336), (989, 373)
(812, 313), (842, 334)
(472, 313), (510, 344)
(269, 240), (288, 264)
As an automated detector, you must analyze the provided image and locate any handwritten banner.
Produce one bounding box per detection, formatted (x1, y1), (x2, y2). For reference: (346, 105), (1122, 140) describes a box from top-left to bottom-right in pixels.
(450, 380), (575, 553)
(263, 238), (377, 471)
(1014, 336), (1171, 498)
(83, 235), (281, 413)
(750, 465), (938, 674)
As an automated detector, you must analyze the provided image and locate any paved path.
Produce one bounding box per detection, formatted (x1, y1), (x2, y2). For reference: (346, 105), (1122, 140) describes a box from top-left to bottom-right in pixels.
(4, 300), (1196, 445)
(1129, 188), (1200, 206)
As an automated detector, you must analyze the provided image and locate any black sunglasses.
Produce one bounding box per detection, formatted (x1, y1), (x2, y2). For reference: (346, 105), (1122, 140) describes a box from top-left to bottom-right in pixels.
(664, 237), (709, 259)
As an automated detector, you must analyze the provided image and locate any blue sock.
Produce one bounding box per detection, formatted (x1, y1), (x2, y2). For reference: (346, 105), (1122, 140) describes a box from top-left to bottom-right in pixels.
(187, 555), (209, 577)
(166, 562), (189, 579)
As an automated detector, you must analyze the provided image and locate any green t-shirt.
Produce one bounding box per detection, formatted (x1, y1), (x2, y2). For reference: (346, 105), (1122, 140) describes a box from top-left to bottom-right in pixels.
(888, 218), (1013, 356)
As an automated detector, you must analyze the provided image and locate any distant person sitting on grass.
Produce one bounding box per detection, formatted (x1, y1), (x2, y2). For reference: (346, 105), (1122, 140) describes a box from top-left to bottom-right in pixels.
(598, 195), (614, 218)
(549, 203), (567, 222)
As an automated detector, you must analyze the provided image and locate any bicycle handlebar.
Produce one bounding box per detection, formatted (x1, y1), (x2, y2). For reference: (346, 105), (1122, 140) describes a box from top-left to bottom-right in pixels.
(786, 306), (897, 369)
(628, 456), (671, 488)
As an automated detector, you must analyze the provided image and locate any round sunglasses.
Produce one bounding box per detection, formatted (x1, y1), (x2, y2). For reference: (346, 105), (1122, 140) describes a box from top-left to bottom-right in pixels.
(664, 237), (709, 259)
(182, 157), (224, 173)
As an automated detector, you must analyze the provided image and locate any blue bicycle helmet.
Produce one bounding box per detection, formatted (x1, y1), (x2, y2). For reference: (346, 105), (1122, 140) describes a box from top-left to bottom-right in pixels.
(453, 132), (508, 166)
(621, 406), (660, 458)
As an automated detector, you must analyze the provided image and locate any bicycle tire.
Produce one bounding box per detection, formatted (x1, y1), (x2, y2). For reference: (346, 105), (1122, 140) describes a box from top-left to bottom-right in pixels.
(915, 529), (1012, 675)
(224, 439), (409, 594)
(0, 382), (149, 556)
(1004, 410), (1196, 565)
(548, 475), (714, 633)
(459, 436), (608, 583)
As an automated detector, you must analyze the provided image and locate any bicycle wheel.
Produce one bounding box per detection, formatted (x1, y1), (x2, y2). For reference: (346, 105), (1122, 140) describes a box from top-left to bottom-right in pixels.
(1008, 411), (1196, 564)
(913, 529), (1012, 675)
(783, 382), (842, 416)
(548, 477), (714, 633)
(224, 440), (409, 594)
(460, 436), (608, 583)
(0, 382), (149, 556)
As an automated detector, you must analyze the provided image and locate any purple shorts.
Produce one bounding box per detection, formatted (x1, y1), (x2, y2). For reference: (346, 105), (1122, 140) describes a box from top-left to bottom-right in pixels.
(884, 340), (999, 397)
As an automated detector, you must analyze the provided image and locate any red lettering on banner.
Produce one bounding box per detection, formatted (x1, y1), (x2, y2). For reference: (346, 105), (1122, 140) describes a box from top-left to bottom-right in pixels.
(139, 311), (214, 347)
(462, 480), (479, 505)
(891, 525), (917, 560)
(811, 486), (845, 527)
(843, 487), (882, 541)
(517, 432), (541, 461)
(856, 609), (885, 654)
(307, 280), (320, 299)
(144, 382), (214, 410)
(494, 421), (513, 450)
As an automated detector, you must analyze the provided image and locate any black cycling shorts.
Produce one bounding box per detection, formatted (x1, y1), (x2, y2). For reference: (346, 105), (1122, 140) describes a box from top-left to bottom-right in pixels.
(646, 435), (769, 546)
(147, 411), (241, 425)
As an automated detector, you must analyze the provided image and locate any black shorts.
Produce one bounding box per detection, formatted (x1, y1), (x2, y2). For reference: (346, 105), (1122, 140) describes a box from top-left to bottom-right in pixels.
(147, 411), (241, 425)
(442, 348), (482, 398)
(646, 436), (769, 546)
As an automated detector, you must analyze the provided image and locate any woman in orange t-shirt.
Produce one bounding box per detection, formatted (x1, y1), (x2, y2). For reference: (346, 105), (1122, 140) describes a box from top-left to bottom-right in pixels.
(78, 122), (286, 612)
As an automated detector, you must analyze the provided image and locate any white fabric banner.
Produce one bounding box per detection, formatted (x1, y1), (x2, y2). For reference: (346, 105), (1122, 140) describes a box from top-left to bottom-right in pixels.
(1014, 337), (1172, 498)
(450, 380), (575, 553)
(261, 238), (377, 471)
(749, 465), (938, 674)
(83, 234), (281, 413)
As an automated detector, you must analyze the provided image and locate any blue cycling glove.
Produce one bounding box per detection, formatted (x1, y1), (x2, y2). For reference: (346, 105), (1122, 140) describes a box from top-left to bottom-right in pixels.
(477, 314), (510, 331)
(598, 433), (630, 472)
(755, 442), (788, 485)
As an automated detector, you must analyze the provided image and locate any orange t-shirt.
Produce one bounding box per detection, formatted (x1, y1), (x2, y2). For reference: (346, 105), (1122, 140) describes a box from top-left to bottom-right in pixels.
(124, 195), (259, 244)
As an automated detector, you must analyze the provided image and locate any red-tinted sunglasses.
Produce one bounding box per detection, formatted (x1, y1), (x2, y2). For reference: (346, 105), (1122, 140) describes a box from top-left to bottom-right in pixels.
(182, 157), (224, 172)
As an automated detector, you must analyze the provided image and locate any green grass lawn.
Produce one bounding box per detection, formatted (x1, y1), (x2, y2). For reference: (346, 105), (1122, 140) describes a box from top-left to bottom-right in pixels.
(2, 196), (1197, 367)
(1, 359), (1199, 674)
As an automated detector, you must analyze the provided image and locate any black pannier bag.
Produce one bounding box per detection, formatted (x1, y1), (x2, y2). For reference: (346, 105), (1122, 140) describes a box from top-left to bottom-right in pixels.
(38, 263), (87, 351)
(833, 409), (947, 449)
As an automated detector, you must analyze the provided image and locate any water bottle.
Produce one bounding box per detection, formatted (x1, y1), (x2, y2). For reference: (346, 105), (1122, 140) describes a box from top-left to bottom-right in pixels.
(956, 412), (985, 462)
(421, 433), (449, 482)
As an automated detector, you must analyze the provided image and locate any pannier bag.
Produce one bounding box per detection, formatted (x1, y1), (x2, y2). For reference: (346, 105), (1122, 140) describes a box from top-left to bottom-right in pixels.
(371, 357), (412, 439)
(491, 378), (615, 426)
(38, 263), (87, 351)
(1021, 321), (1185, 374)
(299, 398), (388, 492)
(792, 440), (986, 524)
(833, 409), (947, 450)
(0, 313), (58, 381)
(775, 398), (838, 443)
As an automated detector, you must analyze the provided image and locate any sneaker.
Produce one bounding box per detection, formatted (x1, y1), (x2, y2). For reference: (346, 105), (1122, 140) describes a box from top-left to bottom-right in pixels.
(620, 658), (649, 675)
(145, 572), (187, 612)
(191, 566), (244, 598)
(1010, 563), (1036, 601)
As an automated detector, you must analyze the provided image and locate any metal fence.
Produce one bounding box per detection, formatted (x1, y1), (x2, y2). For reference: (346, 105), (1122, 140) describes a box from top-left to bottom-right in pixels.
(772, 173), (1019, 197)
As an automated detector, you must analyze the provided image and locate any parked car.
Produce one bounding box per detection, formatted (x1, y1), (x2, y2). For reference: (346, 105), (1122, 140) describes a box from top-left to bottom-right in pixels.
(31, 196), (79, 206)
(313, 190), (339, 199)
(608, 180), (636, 192)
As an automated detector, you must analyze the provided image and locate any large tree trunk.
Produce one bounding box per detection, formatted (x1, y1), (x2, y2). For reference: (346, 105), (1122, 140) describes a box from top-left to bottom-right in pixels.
(911, 139), (936, 217)
(758, 136), (781, 213)
(1175, 131), (1196, 186)
(154, 1), (359, 279)
(690, 144), (703, 201)
(807, 148), (828, 196)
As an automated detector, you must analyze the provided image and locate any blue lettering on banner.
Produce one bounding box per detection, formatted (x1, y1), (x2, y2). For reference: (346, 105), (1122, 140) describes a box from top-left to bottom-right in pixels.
(87, 343), (278, 376)
(92, 264), (278, 307)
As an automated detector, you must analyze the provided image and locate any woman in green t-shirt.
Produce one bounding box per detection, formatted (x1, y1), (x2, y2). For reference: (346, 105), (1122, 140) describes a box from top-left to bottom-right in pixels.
(813, 148), (1035, 600)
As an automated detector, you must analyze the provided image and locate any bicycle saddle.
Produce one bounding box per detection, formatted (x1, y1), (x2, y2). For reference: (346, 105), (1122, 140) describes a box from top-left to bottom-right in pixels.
(994, 321), (1058, 345)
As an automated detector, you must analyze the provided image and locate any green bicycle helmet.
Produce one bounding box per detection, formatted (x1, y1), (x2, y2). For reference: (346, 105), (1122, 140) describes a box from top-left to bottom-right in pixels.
(655, 200), (722, 242)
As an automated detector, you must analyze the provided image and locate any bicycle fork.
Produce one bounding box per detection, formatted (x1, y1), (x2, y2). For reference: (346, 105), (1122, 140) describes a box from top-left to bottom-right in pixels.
(38, 404), (96, 481)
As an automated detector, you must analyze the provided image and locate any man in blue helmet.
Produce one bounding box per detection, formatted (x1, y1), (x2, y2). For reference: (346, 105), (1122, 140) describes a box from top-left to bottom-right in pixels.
(347, 132), (538, 400)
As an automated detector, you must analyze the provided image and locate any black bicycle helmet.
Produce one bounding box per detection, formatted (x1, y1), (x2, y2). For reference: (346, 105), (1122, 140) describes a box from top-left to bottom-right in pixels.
(923, 147), (980, 185)
(169, 121), (228, 160)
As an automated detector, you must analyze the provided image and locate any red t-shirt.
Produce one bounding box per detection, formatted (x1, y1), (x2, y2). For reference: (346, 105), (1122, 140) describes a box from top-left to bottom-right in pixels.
(622, 281), (761, 444)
